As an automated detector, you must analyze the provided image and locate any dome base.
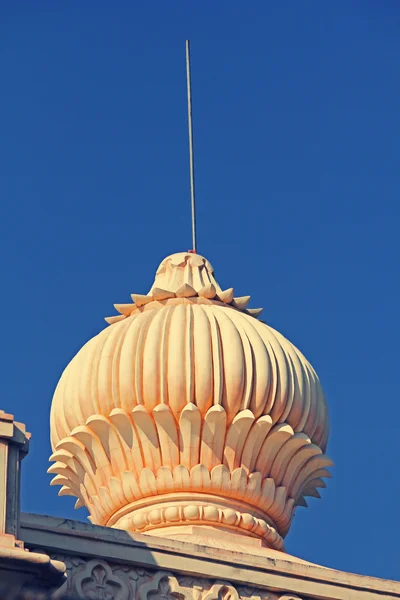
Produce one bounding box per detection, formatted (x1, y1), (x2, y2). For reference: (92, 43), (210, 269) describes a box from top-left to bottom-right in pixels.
(142, 525), (269, 550)
(108, 495), (284, 551)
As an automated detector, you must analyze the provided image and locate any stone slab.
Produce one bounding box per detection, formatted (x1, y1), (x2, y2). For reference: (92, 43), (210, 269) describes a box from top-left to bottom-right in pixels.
(20, 513), (400, 600)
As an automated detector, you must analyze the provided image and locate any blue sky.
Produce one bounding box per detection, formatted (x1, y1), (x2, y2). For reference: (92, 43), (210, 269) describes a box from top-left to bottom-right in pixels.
(1, 2), (400, 581)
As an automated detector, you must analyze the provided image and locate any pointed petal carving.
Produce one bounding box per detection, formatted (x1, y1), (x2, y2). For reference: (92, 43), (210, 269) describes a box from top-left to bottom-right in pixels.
(210, 464), (231, 493)
(306, 476), (327, 489)
(121, 470), (141, 503)
(153, 404), (179, 469)
(241, 415), (273, 473)
(47, 461), (66, 475)
(109, 476), (125, 507)
(50, 451), (97, 500)
(173, 464), (191, 490)
(223, 409), (255, 471)
(131, 405), (162, 472)
(270, 432), (311, 486)
(261, 478), (276, 510)
(303, 487), (321, 499)
(55, 437), (97, 489)
(305, 468), (331, 481)
(231, 467), (248, 496)
(190, 464), (211, 490)
(47, 462), (81, 494)
(176, 283), (197, 298)
(155, 466), (174, 494)
(152, 288), (175, 300)
(247, 308), (264, 318)
(139, 468), (157, 497)
(114, 303), (134, 317)
(50, 474), (69, 488)
(269, 486), (287, 522)
(86, 415), (127, 475)
(49, 449), (73, 463)
(71, 425), (113, 485)
(99, 486), (114, 513)
(91, 494), (107, 523)
(290, 454), (333, 500)
(255, 423), (294, 479)
(131, 293), (153, 307)
(232, 296), (251, 310)
(281, 442), (321, 490)
(244, 471), (262, 504)
(217, 288), (234, 303)
(198, 283), (217, 299)
(200, 405), (227, 468)
(105, 315), (127, 325)
(179, 403), (201, 469)
(280, 497), (296, 533)
(109, 409), (143, 476)
(58, 485), (74, 497)
(296, 496), (308, 507)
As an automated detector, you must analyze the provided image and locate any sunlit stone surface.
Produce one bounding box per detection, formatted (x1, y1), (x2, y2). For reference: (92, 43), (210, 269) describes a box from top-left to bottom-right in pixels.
(49, 252), (332, 549)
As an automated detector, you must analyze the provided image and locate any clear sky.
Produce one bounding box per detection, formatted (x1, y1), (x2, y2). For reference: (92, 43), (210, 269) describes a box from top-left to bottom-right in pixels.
(1, 1), (399, 582)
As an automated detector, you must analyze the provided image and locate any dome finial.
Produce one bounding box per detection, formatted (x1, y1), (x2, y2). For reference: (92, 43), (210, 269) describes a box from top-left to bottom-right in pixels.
(49, 251), (331, 550)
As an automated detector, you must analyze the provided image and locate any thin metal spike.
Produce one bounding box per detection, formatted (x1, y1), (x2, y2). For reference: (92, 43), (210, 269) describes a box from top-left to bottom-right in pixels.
(186, 40), (197, 252)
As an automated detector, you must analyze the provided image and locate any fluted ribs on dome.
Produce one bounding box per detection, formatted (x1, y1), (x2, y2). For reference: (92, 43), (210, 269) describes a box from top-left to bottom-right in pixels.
(51, 304), (328, 450)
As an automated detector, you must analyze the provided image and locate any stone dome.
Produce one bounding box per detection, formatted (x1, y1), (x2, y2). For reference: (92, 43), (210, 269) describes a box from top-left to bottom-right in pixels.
(49, 252), (331, 550)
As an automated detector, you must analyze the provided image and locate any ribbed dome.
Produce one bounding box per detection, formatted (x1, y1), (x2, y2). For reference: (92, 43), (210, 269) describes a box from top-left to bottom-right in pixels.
(51, 302), (327, 451)
(49, 252), (331, 550)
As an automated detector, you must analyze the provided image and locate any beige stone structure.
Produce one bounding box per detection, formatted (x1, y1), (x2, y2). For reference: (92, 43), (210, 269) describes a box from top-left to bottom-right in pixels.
(49, 253), (331, 550)
(0, 411), (66, 598)
(1, 251), (399, 598)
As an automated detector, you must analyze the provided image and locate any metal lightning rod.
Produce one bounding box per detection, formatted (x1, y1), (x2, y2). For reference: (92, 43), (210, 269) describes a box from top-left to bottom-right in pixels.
(186, 40), (197, 253)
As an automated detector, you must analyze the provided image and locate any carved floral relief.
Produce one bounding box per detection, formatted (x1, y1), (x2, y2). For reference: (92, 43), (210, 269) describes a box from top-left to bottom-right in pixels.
(32, 548), (302, 600)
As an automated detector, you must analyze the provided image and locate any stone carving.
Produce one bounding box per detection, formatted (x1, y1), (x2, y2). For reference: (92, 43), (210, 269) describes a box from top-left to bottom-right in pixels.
(42, 553), (86, 598)
(137, 570), (194, 599)
(113, 500), (282, 549)
(74, 560), (130, 600)
(204, 583), (298, 600)
(49, 251), (331, 548)
(31, 549), (302, 600)
(235, 586), (278, 600)
(202, 583), (240, 600)
(48, 555), (153, 599)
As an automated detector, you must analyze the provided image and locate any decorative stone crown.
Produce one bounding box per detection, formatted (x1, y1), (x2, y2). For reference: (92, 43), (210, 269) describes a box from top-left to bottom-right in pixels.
(49, 252), (331, 550)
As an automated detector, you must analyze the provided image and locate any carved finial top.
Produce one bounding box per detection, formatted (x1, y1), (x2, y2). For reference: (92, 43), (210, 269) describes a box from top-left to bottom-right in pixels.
(150, 252), (221, 295)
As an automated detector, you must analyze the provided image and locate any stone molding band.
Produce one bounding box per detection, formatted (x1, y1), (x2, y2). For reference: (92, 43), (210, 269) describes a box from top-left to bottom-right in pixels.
(110, 497), (284, 550)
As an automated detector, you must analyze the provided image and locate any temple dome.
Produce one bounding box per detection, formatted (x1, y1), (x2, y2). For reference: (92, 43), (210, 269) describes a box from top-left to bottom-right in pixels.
(49, 252), (331, 550)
